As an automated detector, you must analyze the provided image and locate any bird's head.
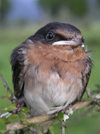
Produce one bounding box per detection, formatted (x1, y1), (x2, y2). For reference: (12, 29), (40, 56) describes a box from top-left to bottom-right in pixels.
(29, 22), (84, 50)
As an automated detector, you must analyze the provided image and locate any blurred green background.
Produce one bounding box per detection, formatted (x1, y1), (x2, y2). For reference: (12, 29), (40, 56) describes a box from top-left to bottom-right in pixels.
(0, 0), (100, 134)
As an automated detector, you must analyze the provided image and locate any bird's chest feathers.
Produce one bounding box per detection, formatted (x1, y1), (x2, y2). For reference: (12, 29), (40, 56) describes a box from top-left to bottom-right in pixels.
(24, 58), (84, 111)
(24, 46), (89, 115)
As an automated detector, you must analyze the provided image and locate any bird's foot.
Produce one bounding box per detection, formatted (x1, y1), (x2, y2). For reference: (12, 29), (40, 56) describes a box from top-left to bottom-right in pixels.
(48, 102), (69, 115)
(48, 106), (64, 115)
(13, 98), (24, 114)
(48, 106), (73, 122)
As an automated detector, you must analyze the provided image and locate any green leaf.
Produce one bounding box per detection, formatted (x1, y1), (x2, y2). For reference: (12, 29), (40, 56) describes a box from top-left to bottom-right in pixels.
(31, 123), (38, 127)
(0, 119), (6, 132)
(8, 114), (18, 120)
(24, 130), (30, 134)
(2, 105), (16, 112)
(23, 121), (30, 126)
(1, 117), (9, 124)
(21, 107), (30, 112)
(84, 97), (94, 101)
(18, 113), (26, 120)
(49, 126), (56, 134)
(39, 132), (43, 134)
(7, 90), (12, 98)
(44, 129), (48, 133)
(56, 111), (64, 120)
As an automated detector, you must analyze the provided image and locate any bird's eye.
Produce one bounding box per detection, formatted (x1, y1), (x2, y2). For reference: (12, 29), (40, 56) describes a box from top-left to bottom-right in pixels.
(46, 32), (55, 40)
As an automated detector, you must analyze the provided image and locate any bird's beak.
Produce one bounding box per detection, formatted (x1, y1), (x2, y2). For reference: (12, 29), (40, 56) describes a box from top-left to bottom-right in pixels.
(52, 40), (84, 47)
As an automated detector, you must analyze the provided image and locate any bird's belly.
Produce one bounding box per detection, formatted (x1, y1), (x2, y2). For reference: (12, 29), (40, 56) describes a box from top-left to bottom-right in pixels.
(24, 72), (83, 116)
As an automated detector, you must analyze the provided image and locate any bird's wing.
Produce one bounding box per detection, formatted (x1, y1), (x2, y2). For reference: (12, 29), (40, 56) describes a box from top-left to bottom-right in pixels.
(11, 40), (32, 98)
(80, 57), (92, 99)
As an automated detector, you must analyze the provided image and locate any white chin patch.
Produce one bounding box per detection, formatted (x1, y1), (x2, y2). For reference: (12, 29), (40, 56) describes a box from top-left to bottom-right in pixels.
(52, 40), (84, 47)
(81, 44), (85, 47)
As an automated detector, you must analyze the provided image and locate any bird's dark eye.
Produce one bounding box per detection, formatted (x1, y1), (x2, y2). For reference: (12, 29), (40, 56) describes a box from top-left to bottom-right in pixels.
(46, 32), (55, 40)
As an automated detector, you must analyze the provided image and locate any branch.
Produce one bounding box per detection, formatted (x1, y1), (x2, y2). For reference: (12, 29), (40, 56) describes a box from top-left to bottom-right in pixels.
(0, 73), (10, 91)
(0, 73), (13, 102)
(6, 114), (55, 132)
(62, 121), (65, 134)
(5, 94), (100, 133)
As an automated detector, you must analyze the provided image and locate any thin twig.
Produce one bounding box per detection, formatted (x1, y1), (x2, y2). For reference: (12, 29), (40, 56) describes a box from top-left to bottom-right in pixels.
(62, 121), (65, 134)
(0, 73), (14, 102)
(0, 73), (10, 91)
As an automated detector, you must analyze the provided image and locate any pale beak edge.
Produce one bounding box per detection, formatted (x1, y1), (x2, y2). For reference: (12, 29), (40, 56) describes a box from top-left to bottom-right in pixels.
(52, 40), (84, 47)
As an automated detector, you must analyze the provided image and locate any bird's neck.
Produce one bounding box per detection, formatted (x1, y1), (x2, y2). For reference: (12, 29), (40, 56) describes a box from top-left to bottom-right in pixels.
(27, 44), (88, 64)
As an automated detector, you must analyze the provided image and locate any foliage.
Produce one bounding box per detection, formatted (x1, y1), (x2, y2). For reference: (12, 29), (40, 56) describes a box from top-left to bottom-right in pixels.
(38, 0), (87, 17)
(56, 111), (64, 121)
(0, 119), (6, 133)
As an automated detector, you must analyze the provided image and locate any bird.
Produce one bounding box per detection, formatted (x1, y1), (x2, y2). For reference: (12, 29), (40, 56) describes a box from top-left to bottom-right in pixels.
(11, 22), (92, 133)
